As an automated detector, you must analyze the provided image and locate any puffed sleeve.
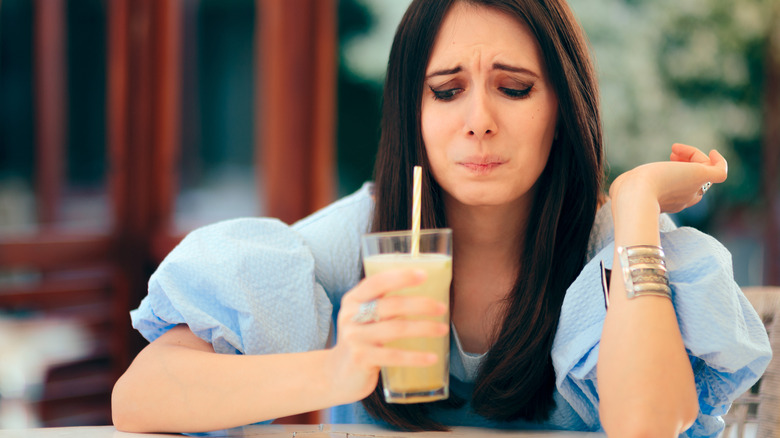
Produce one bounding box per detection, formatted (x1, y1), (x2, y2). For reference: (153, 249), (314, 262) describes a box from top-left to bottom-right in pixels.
(130, 217), (333, 355)
(552, 227), (772, 437)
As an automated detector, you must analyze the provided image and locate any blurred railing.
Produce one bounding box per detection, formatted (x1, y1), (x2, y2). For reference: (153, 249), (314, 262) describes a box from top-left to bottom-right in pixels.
(0, 0), (335, 426)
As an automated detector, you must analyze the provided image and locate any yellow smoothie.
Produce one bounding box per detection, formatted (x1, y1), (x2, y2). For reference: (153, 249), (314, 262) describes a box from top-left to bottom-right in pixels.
(363, 253), (452, 403)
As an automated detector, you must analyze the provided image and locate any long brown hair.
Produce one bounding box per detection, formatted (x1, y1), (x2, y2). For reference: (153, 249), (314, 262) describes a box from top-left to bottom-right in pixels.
(366, 0), (603, 431)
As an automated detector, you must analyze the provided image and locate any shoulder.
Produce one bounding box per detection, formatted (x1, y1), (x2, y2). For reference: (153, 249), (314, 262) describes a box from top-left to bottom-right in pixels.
(292, 182), (374, 235)
(290, 181), (374, 258)
(166, 216), (309, 267)
(292, 182), (375, 297)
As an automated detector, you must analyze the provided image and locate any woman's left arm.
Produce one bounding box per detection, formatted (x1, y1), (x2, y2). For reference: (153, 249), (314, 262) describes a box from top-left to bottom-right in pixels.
(598, 144), (729, 438)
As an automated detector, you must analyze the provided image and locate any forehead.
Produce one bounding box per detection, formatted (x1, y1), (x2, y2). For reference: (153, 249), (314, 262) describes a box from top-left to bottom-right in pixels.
(427, 3), (544, 72)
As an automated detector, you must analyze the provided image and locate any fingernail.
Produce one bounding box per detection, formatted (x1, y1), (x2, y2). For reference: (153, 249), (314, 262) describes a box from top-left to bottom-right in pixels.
(436, 302), (448, 313)
(413, 269), (427, 280)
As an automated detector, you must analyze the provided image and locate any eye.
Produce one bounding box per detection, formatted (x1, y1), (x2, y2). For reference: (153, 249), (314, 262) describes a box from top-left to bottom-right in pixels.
(499, 85), (533, 99)
(429, 86), (463, 101)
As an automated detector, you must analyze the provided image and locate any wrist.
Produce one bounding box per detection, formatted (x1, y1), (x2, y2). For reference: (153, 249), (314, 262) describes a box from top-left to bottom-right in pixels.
(320, 347), (369, 406)
(320, 348), (347, 404)
(610, 175), (662, 246)
(610, 173), (660, 216)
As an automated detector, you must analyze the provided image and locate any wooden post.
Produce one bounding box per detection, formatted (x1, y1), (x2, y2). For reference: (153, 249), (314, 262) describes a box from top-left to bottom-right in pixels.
(33, 0), (67, 227)
(107, 0), (138, 373)
(151, 0), (182, 236)
(107, 0), (129, 235)
(764, 4), (780, 286)
(107, 0), (183, 370)
(255, 0), (336, 424)
(257, 0), (336, 225)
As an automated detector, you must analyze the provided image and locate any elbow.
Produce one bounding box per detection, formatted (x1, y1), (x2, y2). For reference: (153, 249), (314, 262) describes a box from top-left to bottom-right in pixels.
(111, 374), (152, 433)
(672, 383), (700, 434)
(602, 423), (663, 438)
(111, 409), (140, 433)
(679, 397), (699, 432)
(600, 400), (698, 438)
(602, 415), (698, 438)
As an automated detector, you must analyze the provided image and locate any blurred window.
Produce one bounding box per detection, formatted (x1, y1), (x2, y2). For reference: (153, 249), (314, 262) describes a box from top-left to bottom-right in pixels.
(175, 0), (260, 232)
(0, 0), (36, 235)
(0, 0), (109, 236)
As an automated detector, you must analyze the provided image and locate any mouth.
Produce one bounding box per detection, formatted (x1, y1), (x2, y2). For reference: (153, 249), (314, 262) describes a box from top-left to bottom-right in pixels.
(458, 156), (507, 175)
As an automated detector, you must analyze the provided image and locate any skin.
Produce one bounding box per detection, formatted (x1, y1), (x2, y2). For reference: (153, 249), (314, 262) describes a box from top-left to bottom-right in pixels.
(599, 144), (727, 437)
(421, 4), (558, 211)
(421, 3), (559, 353)
(112, 4), (728, 436)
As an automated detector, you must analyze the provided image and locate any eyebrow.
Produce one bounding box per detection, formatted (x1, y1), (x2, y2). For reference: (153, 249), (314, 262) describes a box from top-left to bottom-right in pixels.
(425, 62), (540, 79)
(492, 62), (539, 78)
(426, 66), (462, 79)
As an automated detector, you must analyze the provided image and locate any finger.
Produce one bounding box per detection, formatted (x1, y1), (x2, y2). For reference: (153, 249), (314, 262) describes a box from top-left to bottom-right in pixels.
(707, 149), (728, 183)
(670, 143), (708, 163)
(354, 319), (449, 345)
(376, 295), (447, 321)
(344, 269), (427, 304)
(359, 345), (440, 368)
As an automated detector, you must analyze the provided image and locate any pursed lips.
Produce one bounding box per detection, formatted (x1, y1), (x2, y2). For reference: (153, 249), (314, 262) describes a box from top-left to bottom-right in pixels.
(458, 156), (507, 174)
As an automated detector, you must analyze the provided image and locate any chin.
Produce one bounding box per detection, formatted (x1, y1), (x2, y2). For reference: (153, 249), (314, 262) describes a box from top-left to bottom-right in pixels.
(450, 190), (513, 208)
(444, 182), (533, 209)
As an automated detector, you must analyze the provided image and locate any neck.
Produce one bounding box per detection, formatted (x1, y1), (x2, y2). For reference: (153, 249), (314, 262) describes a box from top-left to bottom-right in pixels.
(444, 194), (531, 266)
(444, 193), (534, 353)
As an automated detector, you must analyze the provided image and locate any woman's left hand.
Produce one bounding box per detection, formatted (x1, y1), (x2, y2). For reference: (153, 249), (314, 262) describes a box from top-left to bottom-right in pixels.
(609, 143), (728, 214)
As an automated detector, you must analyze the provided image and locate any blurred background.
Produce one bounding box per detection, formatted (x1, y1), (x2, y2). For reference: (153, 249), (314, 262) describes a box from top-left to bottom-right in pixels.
(0, 0), (777, 428)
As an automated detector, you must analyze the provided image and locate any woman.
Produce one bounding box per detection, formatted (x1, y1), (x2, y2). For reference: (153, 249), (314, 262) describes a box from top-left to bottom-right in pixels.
(111, 0), (771, 436)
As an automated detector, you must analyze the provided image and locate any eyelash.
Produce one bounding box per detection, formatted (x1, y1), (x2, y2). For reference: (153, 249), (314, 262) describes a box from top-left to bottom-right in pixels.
(500, 86), (533, 99)
(430, 87), (462, 101)
(429, 85), (534, 101)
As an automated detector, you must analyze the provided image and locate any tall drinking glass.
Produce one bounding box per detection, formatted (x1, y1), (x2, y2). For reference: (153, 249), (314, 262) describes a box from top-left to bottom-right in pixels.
(361, 228), (452, 403)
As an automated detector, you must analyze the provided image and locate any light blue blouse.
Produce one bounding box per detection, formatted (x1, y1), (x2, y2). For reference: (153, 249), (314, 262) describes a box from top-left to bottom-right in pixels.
(131, 183), (771, 438)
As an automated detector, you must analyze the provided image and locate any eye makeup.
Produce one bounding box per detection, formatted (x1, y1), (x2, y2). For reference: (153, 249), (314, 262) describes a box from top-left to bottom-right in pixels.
(428, 85), (463, 101)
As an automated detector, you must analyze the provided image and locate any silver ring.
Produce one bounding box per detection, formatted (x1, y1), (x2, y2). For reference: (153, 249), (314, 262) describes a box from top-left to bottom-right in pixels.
(351, 300), (379, 324)
(699, 182), (712, 196)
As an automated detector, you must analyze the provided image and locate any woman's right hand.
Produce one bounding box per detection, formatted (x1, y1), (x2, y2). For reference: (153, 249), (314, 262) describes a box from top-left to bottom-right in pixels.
(326, 269), (449, 402)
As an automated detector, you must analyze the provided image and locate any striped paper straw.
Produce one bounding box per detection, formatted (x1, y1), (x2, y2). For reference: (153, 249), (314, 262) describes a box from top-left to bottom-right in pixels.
(411, 166), (422, 257)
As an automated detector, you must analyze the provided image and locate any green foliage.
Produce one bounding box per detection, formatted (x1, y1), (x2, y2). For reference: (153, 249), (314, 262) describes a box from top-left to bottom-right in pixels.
(339, 0), (374, 43)
(656, 0), (771, 211)
(569, 0), (775, 228)
(336, 0), (777, 229)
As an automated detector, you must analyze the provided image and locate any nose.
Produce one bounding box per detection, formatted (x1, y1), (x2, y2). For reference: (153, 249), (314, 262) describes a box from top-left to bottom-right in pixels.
(465, 90), (497, 140)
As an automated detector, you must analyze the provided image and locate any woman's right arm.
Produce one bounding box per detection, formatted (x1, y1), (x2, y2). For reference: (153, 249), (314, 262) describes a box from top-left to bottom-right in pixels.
(111, 324), (340, 433)
(111, 268), (447, 433)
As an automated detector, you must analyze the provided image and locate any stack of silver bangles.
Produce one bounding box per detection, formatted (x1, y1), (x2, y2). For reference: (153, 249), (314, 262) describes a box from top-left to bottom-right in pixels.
(617, 245), (672, 300)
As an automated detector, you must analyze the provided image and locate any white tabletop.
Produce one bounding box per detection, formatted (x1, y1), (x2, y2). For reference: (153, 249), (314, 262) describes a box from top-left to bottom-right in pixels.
(0, 424), (607, 437)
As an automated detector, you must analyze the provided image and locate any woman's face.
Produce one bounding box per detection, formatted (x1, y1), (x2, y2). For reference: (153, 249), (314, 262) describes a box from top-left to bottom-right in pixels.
(421, 3), (559, 210)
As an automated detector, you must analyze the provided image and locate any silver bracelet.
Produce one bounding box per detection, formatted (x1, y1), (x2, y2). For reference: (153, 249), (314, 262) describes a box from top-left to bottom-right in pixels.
(617, 245), (672, 300)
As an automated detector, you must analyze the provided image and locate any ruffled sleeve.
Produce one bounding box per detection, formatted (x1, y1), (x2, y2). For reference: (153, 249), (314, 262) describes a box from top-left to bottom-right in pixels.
(130, 217), (334, 355)
(553, 226), (772, 437)
(131, 183), (374, 356)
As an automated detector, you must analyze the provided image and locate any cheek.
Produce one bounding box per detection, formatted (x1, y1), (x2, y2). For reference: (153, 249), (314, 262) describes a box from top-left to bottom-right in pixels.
(516, 105), (557, 154)
(421, 105), (443, 142)
(420, 103), (432, 150)
(421, 130), (453, 190)
(421, 107), (451, 160)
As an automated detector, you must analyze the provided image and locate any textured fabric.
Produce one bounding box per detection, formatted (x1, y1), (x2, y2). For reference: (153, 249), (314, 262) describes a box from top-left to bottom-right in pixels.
(131, 182), (771, 437)
(553, 223), (771, 437)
